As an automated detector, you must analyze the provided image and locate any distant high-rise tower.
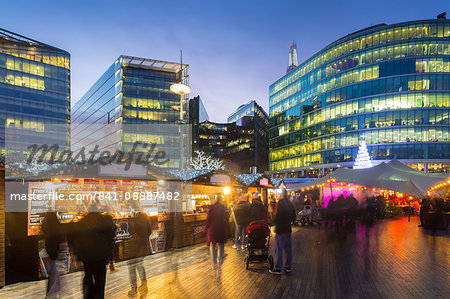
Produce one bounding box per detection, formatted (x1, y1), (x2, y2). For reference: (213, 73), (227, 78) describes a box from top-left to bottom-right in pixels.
(287, 41), (299, 73)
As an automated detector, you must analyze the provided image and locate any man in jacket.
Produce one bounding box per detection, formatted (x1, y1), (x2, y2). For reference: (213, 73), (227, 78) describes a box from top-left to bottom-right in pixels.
(270, 189), (296, 274)
(75, 204), (116, 299)
(232, 195), (251, 249)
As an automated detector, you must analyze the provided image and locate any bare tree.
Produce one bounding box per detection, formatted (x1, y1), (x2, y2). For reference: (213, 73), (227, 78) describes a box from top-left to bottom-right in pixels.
(190, 150), (224, 170)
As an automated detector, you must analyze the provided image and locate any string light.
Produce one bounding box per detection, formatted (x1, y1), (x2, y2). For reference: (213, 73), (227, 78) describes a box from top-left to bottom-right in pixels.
(166, 169), (213, 181)
(236, 173), (263, 186)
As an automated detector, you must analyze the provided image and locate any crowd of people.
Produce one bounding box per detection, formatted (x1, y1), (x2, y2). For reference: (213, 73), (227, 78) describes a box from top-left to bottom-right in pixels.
(42, 203), (152, 299)
(41, 187), (448, 297)
(205, 189), (296, 277)
(323, 194), (386, 226)
(231, 192), (266, 250)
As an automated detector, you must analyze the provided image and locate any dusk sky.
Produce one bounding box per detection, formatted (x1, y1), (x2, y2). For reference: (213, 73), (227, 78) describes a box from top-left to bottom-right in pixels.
(2, 0), (447, 121)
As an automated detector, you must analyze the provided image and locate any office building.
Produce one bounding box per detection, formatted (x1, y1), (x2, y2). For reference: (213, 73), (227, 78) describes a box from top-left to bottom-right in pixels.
(269, 19), (450, 177)
(189, 95), (209, 150)
(198, 120), (253, 173)
(228, 100), (269, 172)
(71, 56), (189, 169)
(197, 100), (269, 173)
(0, 28), (70, 157)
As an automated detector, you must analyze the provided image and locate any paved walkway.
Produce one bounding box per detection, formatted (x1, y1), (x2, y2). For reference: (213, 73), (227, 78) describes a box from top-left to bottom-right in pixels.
(0, 216), (449, 299)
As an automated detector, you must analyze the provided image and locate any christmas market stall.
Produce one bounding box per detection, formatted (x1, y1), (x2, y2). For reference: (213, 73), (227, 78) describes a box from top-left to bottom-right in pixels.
(424, 179), (450, 230)
(285, 159), (449, 215)
(4, 164), (197, 281)
(164, 169), (243, 248)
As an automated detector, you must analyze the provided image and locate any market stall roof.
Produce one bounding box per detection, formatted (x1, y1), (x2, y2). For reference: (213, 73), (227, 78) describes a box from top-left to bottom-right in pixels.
(270, 178), (284, 188)
(164, 169), (215, 181)
(286, 159), (450, 198)
(285, 176), (329, 191)
(165, 169), (242, 186)
(236, 173), (264, 186)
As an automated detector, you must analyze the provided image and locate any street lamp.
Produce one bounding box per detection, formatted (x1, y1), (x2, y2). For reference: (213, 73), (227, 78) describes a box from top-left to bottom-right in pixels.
(170, 83), (192, 121)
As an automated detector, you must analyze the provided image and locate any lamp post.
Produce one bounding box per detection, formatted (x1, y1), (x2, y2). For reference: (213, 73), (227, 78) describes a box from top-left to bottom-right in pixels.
(170, 50), (192, 122)
(170, 54), (192, 171)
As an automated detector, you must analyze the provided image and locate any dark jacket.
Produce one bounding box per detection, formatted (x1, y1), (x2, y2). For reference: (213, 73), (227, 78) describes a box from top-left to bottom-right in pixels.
(130, 213), (152, 258)
(249, 199), (266, 222)
(74, 212), (116, 262)
(206, 202), (229, 244)
(42, 212), (64, 260)
(233, 200), (251, 226)
(274, 198), (296, 234)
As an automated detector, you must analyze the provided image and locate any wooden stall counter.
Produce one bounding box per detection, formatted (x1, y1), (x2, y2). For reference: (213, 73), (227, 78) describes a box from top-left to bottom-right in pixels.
(172, 213), (208, 248)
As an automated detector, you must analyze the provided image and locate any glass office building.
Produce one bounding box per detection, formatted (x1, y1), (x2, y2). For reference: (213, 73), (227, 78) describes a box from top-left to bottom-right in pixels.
(227, 100), (269, 172)
(71, 56), (189, 169)
(195, 100), (269, 173)
(198, 120), (255, 173)
(189, 95), (209, 151)
(269, 19), (450, 177)
(0, 28), (70, 158)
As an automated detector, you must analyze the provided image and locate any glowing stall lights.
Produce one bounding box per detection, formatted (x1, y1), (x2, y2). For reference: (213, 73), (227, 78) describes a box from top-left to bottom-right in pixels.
(223, 186), (231, 195)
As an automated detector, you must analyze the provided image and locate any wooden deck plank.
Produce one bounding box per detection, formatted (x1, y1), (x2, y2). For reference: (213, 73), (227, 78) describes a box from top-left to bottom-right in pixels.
(0, 216), (448, 299)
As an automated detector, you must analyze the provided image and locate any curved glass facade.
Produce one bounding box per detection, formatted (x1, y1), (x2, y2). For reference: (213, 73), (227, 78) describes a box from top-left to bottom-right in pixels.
(0, 28), (70, 155)
(269, 19), (450, 174)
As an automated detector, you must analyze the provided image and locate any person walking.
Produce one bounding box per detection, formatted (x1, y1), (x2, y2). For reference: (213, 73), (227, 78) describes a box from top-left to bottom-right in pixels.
(127, 211), (152, 296)
(42, 212), (64, 298)
(269, 189), (296, 275)
(267, 195), (277, 224)
(75, 204), (116, 299)
(232, 195), (250, 249)
(206, 194), (229, 280)
(104, 210), (119, 273)
(418, 198), (429, 227)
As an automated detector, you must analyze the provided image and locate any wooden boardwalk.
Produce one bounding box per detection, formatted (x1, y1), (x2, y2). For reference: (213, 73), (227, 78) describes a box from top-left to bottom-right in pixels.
(0, 216), (448, 299)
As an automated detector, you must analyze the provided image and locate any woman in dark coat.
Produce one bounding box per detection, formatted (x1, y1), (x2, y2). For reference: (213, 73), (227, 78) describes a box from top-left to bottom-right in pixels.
(206, 194), (229, 273)
(249, 192), (266, 222)
(42, 212), (64, 298)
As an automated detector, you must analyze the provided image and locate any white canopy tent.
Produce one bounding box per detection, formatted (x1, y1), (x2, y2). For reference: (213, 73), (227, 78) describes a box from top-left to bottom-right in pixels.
(285, 159), (449, 198)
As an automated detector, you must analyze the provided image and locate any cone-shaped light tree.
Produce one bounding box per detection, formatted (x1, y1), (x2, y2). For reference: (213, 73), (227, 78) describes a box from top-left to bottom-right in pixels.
(353, 134), (372, 169)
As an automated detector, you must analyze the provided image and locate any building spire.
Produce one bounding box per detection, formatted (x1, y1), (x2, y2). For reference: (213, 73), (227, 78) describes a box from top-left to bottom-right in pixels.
(287, 41), (299, 73)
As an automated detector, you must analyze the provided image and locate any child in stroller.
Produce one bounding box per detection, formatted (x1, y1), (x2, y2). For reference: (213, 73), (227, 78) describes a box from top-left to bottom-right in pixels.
(244, 220), (274, 270)
(296, 205), (321, 226)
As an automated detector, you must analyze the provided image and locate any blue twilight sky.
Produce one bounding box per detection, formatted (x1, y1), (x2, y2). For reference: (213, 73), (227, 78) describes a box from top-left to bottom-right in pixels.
(1, 0), (448, 121)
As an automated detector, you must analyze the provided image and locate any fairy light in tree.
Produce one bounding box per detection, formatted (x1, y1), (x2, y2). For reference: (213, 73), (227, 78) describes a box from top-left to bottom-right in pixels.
(353, 133), (372, 169)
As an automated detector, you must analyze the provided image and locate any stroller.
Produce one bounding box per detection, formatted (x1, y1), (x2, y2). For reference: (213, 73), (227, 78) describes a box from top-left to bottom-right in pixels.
(244, 220), (273, 270)
(297, 205), (321, 226)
